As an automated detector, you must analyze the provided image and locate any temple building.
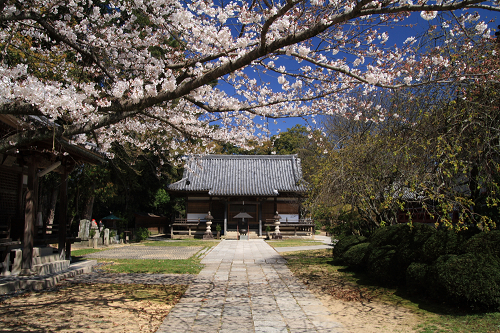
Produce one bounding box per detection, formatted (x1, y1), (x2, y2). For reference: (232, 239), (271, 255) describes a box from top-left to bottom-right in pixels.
(168, 154), (314, 239)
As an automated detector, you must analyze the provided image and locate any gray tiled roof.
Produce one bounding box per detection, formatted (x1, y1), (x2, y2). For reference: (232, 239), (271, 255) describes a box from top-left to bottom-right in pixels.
(168, 155), (307, 196)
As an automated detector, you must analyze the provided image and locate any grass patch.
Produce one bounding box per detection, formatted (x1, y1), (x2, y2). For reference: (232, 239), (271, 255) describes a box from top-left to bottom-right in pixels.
(71, 248), (106, 257)
(283, 249), (500, 333)
(97, 257), (204, 274)
(266, 239), (324, 247)
(141, 239), (220, 248)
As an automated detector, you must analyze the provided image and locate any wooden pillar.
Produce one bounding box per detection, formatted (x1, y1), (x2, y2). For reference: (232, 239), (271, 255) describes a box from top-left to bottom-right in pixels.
(224, 200), (228, 235)
(22, 160), (38, 273)
(58, 164), (68, 260)
(258, 202), (262, 237)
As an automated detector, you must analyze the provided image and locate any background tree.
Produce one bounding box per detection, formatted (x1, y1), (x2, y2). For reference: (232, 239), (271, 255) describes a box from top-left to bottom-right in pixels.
(310, 44), (500, 235)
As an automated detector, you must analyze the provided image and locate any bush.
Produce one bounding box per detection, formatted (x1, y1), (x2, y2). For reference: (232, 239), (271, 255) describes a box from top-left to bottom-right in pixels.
(463, 230), (500, 258)
(332, 235), (367, 258)
(135, 227), (151, 241)
(430, 253), (500, 310)
(406, 262), (430, 293)
(369, 224), (410, 248)
(420, 228), (468, 263)
(366, 245), (401, 285)
(342, 242), (370, 270)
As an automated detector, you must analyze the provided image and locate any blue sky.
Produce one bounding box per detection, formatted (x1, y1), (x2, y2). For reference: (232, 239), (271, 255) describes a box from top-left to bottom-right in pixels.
(217, 7), (499, 138)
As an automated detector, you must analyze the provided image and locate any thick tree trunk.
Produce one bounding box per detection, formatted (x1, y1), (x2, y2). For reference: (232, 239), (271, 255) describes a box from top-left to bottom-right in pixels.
(82, 192), (95, 221)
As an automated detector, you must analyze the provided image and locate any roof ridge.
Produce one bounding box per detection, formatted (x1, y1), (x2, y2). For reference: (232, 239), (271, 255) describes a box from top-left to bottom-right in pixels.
(190, 154), (298, 159)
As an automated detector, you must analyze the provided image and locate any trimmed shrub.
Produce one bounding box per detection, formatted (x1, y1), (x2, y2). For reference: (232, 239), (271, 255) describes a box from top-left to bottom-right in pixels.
(421, 228), (470, 263)
(369, 224), (410, 247)
(431, 253), (500, 310)
(363, 224), (436, 285)
(332, 235), (367, 258)
(395, 224), (436, 270)
(406, 262), (430, 294)
(342, 242), (371, 270)
(463, 230), (500, 258)
(366, 245), (400, 285)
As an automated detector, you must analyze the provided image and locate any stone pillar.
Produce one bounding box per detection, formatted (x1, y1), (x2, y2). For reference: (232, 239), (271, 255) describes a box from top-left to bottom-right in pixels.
(90, 221), (99, 248)
(104, 228), (109, 246)
(203, 212), (214, 239)
(78, 219), (90, 240)
(273, 211), (282, 240)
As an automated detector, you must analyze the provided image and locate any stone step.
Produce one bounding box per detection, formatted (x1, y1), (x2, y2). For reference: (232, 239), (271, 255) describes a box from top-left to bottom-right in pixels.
(32, 247), (57, 257)
(225, 231), (260, 240)
(33, 260), (70, 276)
(0, 260), (97, 294)
(32, 254), (61, 266)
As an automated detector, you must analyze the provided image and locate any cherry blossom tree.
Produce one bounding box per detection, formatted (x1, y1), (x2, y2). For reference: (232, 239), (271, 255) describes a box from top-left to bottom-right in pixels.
(0, 0), (499, 160)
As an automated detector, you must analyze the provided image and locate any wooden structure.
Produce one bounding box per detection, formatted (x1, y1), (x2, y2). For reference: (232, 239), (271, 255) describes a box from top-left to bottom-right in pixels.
(168, 155), (314, 239)
(134, 213), (168, 234)
(0, 115), (105, 275)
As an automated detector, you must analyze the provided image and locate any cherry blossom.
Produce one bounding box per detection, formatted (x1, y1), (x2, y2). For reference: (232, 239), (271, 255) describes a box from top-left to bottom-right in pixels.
(0, 0), (498, 160)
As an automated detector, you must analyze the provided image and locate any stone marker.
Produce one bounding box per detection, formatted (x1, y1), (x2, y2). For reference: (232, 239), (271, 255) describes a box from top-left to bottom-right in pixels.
(104, 228), (109, 246)
(78, 219), (90, 240)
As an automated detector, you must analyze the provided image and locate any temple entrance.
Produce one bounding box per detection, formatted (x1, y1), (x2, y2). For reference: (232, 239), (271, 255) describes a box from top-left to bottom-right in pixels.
(227, 203), (259, 233)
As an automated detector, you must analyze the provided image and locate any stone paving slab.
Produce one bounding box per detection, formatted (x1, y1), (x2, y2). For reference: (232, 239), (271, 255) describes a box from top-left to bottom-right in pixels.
(156, 240), (344, 333)
(83, 245), (203, 260)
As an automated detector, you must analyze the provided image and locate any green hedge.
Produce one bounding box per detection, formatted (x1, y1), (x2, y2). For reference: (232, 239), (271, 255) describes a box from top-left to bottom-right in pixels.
(430, 253), (500, 310)
(333, 224), (500, 310)
(332, 235), (367, 258)
(341, 242), (370, 270)
(463, 230), (500, 257)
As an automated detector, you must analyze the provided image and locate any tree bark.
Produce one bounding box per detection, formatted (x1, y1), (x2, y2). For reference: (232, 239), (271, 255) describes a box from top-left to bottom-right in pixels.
(82, 191), (95, 221)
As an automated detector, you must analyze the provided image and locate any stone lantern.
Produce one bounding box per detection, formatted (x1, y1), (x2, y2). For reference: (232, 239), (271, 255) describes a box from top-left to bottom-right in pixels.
(273, 211), (282, 239)
(203, 211), (214, 239)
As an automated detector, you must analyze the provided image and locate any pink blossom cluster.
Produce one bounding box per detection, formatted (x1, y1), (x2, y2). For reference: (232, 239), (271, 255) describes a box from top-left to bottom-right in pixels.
(0, 0), (498, 161)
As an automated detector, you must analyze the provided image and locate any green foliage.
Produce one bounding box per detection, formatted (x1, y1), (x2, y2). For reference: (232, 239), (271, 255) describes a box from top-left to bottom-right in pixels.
(366, 245), (401, 285)
(341, 242), (370, 270)
(463, 230), (500, 257)
(332, 235), (367, 258)
(327, 209), (371, 237)
(311, 77), (500, 233)
(215, 224), (221, 232)
(271, 124), (310, 155)
(135, 227), (151, 241)
(406, 262), (430, 293)
(369, 224), (410, 248)
(333, 224), (500, 310)
(421, 228), (478, 263)
(430, 253), (500, 311)
(89, 229), (96, 238)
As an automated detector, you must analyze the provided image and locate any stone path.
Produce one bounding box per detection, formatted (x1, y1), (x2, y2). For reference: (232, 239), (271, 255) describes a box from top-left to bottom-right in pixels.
(83, 245), (203, 260)
(156, 239), (344, 333)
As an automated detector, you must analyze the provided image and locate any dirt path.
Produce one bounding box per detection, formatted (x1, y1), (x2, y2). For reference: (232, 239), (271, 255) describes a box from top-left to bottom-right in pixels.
(0, 282), (186, 333)
(284, 252), (423, 333)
